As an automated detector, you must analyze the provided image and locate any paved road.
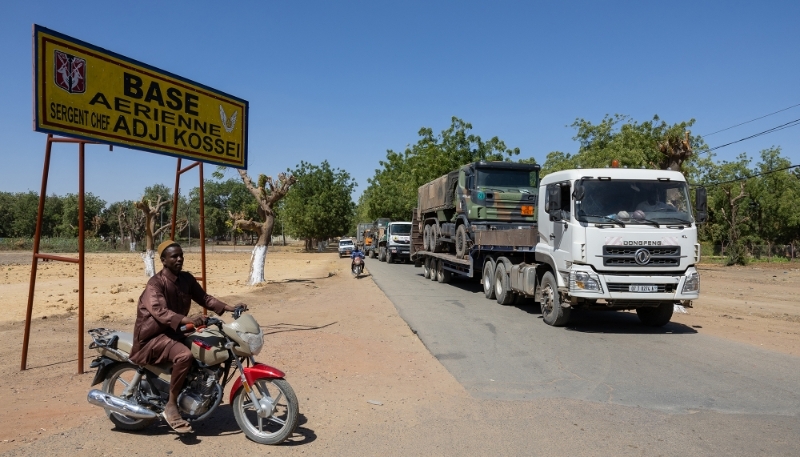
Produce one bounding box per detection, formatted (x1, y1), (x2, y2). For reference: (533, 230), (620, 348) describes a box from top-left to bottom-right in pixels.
(367, 257), (800, 416)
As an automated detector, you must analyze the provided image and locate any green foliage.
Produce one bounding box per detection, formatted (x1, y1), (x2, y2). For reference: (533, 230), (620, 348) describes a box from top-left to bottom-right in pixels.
(360, 117), (521, 220)
(0, 237), (114, 252)
(542, 114), (708, 179)
(282, 161), (356, 241)
(198, 178), (258, 239)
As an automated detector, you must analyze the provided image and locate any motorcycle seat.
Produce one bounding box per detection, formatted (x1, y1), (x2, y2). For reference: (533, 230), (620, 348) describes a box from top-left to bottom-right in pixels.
(111, 331), (134, 354)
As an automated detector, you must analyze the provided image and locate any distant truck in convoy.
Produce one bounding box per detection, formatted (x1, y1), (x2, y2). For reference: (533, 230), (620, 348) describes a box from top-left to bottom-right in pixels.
(364, 218), (390, 259)
(379, 221), (412, 263)
(411, 160), (706, 327)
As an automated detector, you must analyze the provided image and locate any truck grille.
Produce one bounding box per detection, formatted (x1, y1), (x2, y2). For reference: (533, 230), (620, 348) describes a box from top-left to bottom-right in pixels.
(606, 283), (677, 293)
(602, 246), (680, 267)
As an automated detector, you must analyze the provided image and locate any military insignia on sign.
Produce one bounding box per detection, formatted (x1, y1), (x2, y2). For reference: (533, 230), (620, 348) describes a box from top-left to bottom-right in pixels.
(54, 50), (86, 94)
(219, 106), (238, 133)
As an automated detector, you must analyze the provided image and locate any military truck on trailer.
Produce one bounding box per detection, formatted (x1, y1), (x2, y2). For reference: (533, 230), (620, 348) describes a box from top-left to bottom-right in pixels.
(411, 161), (706, 327)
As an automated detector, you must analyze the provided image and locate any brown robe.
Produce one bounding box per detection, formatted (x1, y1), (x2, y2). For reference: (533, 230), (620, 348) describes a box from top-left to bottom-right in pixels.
(129, 268), (227, 366)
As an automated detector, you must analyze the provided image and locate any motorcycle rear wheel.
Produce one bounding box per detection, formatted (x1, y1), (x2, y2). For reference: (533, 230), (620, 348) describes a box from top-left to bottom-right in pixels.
(233, 378), (299, 445)
(102, 363), (156, 430)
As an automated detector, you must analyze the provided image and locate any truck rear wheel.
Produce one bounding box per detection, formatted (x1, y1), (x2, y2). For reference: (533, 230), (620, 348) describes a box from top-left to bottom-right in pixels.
(494, 262), (514, 305)
(431, 225), (439, 252)
(430, 259), (439, 281)
(540, 271), (571, 326)
(482, 260), (495, 299)
(455, 225), (468, 259)
(437, 260), (451, 283)
(636, 303), (674, 327)
(423, 257), (432, 279)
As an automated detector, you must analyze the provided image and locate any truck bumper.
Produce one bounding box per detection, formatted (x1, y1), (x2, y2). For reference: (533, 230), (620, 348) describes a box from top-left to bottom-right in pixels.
(565, 265), (700, 301)
(388, 245), (411, 258)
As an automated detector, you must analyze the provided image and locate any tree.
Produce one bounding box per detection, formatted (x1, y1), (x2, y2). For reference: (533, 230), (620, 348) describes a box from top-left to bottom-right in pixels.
(360, 117), (520, 220)
(541, 115), (707, 176)
(199, 178), (257, 241)
(231, 169), (296, 285)
(57, 193), (106, 237)
(282, 161), (357, 249)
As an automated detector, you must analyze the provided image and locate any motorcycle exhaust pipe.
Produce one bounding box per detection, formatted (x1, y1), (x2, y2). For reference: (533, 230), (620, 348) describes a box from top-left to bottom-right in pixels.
(87, 389), (158, 420)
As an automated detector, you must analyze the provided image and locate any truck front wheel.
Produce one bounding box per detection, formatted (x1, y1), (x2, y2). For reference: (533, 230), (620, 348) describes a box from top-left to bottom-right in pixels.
(379, 247), (386, 262)
(540, 272), (571, 326)
(483, 260), (496, 299)
(636, 303), (674, 327)
(455, 225), (468, 259)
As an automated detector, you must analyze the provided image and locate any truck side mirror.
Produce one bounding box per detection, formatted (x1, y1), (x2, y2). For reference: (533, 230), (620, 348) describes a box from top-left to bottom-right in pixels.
(695, 187), (707, 224)
(572, 181), (585, 200)
(547, 186), (562, 220)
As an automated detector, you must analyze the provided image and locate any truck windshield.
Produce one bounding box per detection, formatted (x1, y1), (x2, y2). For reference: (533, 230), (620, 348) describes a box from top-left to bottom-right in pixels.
(389, 224), (411, 235)
(576, 179), (693, 224)
(476, 168), (537, 192)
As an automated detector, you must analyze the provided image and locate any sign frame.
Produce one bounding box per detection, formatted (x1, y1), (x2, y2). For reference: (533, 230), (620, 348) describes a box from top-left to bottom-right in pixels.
(33, 24), (249, 169)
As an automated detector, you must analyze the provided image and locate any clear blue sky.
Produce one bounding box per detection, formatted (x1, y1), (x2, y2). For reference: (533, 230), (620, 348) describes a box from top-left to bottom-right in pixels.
(1, 1), (798, 205)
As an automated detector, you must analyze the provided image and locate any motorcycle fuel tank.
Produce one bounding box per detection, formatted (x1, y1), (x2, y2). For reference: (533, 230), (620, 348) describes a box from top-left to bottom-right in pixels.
(185, 330), (228, 366)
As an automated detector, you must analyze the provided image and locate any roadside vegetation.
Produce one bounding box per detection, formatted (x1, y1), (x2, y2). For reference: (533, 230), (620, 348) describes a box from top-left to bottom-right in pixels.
(2, 116), (797, 265)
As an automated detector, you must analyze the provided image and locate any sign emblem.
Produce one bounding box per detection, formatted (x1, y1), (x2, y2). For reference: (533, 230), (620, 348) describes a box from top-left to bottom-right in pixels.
(634, 248), (651, 265)
(219, 105), (238, 133)
(54, 50), (85, 94)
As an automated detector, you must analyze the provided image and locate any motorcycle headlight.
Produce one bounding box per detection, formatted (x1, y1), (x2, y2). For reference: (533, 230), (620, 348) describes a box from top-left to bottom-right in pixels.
(237, 329), (264, 355)
(682, 272), (699, 293)
(570, 271), (603, 293)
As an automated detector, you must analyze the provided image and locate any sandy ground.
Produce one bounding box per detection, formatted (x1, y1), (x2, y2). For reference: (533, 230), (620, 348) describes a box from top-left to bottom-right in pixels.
(0, 248), (798, 454)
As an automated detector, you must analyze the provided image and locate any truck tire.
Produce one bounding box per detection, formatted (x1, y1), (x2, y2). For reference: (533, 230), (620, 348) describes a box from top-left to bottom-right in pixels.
(455, 225), (468, 259)
(424, 225), (431, 251)
(494, 262), (514, 305)
(431, 225), (439, 252)
(387, 250), (394, 264)
(437, 260), (451, 283)
(369, 249), (376, 259)
(379, 247), (386, 262)
(422, 257), (432, 279)
(482, 259), (495, 299)
(430, 259), (439, 281)
(540, 271), (571, 326)
(636, 303), (674, 327)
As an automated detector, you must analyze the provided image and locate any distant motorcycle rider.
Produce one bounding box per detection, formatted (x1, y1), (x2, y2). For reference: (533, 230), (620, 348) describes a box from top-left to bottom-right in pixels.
(351, 246), (366, 273)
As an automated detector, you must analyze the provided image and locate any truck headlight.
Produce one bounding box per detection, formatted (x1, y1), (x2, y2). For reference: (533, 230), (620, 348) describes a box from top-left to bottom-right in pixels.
(682, 272), (699, 293)
(570, 271), (603, 293)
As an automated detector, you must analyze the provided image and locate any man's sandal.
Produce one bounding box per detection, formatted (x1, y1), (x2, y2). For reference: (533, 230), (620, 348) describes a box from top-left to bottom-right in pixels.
(162, 412), (193, 434)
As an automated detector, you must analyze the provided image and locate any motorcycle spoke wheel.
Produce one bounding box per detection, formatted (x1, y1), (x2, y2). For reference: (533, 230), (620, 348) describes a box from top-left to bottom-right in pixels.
(233, 378), (299, 445)
(101, 363), (156, 430)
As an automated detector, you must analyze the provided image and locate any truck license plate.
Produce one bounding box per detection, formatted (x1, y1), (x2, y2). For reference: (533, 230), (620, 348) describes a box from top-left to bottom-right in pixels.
(629, 285), (658, 292)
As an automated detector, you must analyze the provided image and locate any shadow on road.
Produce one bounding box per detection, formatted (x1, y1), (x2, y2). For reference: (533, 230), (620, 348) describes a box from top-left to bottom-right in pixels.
(112, 405), (316, 446)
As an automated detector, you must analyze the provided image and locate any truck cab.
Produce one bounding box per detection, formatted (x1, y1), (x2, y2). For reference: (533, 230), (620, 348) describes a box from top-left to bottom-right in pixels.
(537, 168), (704, 324)
(380, 221), (412, 263)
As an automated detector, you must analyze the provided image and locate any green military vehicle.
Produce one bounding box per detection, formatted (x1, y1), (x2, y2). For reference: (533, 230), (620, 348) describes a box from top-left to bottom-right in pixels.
(415, 161), (539, 259)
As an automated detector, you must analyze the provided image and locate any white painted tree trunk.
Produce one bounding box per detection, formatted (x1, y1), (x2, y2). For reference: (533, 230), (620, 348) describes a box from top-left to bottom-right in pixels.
(248, 245), (268, 285)
(130, 241), (137, 252)
(142, 250), (156, 277)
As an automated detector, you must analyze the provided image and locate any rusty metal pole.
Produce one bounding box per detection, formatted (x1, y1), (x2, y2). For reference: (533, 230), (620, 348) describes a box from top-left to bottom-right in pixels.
(171, 158), (182, 240)
(20, 135), (53, 370)
(199, 163), (207, 290)
(77, 142), (85, 373)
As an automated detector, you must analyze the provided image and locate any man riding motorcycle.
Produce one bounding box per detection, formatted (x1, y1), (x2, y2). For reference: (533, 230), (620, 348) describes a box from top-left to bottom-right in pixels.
(129, 240), (243, 434)
(351, 246), (365, 275)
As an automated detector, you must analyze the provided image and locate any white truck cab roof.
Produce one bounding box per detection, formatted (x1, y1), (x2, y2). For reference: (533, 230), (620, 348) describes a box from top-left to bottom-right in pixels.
(540, 168), (687, 186)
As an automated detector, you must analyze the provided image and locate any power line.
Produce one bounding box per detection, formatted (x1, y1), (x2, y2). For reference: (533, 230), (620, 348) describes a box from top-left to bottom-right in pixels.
(704, 117), (800, 153)
(702, 102), (800, 137)
(692, 164), (799, 187)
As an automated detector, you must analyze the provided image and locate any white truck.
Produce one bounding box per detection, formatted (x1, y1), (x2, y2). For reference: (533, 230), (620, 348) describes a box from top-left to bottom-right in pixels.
(379, 221), (412, 263)
(411, 165), (707, 327)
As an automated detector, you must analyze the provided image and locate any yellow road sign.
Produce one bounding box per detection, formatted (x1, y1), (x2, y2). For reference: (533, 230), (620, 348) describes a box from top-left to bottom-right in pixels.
(33, 25), (248, 169)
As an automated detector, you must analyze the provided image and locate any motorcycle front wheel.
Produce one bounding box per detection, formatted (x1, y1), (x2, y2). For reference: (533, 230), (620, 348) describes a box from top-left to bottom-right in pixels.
(233, 378), (299, 445)
(102, 363), (156, 430)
